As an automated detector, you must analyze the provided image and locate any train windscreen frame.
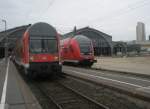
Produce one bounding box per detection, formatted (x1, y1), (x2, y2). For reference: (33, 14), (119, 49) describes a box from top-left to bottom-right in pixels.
(29, 38), (57, 54)
(79, 42), (91, 54)
(74, 35), (92, 54)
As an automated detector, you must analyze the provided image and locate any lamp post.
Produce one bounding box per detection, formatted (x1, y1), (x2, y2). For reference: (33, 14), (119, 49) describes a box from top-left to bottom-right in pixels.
(2, 19), (8, 63)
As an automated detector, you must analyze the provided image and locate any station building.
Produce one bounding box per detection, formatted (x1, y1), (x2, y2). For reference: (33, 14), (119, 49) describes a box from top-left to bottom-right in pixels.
(63, 27), (131, 56)
(113, 41), (127, 56)
(63, 27), (114, 56)
(136, 41), (150, 52)
(0, 25), (133, 57)
(0, 25), (30, 57)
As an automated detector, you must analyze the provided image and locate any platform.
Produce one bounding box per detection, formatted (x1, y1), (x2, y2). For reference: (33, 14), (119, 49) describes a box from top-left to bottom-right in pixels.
(93, 56), (150, 76)
(0, 59), (42, 109)
(63, 66), (150, 101)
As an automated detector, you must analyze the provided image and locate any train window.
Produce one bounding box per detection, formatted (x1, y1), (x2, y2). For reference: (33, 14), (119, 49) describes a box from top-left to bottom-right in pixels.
(80, 42), (91, 54)
(30, 39), (42, 53)
(80, 45), (91, 53)
(43, 39), (57, 54)
(30, 39), (57, 54)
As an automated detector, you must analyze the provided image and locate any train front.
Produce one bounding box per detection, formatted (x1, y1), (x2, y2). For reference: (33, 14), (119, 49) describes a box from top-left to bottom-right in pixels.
(74, 35), (97, 66)
(26, 22), (62, 75)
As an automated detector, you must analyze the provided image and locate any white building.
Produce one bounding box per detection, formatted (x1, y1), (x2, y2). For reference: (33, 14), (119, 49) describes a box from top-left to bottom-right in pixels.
(136, 22), (146, 42)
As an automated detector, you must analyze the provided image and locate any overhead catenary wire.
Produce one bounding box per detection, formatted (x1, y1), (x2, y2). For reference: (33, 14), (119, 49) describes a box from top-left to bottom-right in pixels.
(88, 0), (150, 25)
(41, 0), (55, 15)
(26, 0), (56, 23)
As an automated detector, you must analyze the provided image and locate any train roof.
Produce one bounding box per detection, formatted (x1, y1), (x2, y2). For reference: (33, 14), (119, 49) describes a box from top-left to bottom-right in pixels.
(28, 22), (57, 38)
(73, 35), (91, 42)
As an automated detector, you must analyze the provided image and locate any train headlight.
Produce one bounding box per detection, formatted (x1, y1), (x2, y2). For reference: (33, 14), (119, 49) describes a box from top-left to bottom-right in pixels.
(54, 56), (58, 60)
(30, 56), (34, 61)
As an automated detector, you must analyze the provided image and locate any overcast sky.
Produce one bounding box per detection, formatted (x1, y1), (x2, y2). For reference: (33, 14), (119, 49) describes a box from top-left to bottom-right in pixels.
(0, 0), (150, 41)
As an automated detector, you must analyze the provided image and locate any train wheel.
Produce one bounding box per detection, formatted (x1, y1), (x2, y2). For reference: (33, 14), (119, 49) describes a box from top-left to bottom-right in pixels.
(24, 68), (36, 79)
(87, 62), (94, 68)
(82, 62), (93, 68)
(55, 65), (62, 76)
(31, 71), (38, 79)
(24, 68), (28, 75)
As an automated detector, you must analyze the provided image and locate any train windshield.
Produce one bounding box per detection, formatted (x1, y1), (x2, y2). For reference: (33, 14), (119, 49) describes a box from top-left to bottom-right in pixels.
(80, 42), (91, 54)
(30, 39), (57, 54)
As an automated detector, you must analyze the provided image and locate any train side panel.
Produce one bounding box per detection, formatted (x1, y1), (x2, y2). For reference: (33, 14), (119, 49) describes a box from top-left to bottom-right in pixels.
(61, 38), (81, 62)
(61, 35), (97, 66)
(14, 22), (62, 77)
(22, 31), (29, 68)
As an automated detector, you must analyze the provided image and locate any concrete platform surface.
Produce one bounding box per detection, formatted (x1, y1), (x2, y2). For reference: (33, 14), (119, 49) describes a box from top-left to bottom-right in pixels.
(0, 59), (42, 109)
(93, 56), (150, 76)
(63, 66), (150, 101)
(0, 59), (6, 101)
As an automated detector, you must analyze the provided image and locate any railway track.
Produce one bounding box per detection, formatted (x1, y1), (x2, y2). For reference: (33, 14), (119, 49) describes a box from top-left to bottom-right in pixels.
(65, 65), (150, 80)
(35, 81), (109, 109)
(63, 66), (150, 105)
(17, 63), (150, 109)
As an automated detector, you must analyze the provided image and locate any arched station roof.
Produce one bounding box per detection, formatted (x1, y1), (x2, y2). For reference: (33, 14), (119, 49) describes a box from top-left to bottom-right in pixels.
(63, 27), (113, 48)
(0, 24), (30, 48)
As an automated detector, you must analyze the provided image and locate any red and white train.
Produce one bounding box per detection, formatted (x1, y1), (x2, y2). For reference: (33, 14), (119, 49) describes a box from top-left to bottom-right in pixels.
(14, 22), (62, 77)
(61, 35), (96, 67)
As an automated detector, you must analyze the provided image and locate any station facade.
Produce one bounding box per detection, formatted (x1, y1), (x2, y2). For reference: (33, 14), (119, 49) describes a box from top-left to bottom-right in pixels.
(63, 27), (113, 56)
(0, 25), (30, 57)
(0, 25), (138, 57)
(63, 27), (132, 56)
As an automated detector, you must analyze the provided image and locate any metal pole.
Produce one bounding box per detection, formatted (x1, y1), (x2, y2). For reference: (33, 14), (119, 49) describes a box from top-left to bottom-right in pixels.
(2, 19), (8, 63)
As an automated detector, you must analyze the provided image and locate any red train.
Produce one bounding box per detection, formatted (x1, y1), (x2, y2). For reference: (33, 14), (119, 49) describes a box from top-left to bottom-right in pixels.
(14, 22), (62, 77)
(61, 35), (96, 67)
